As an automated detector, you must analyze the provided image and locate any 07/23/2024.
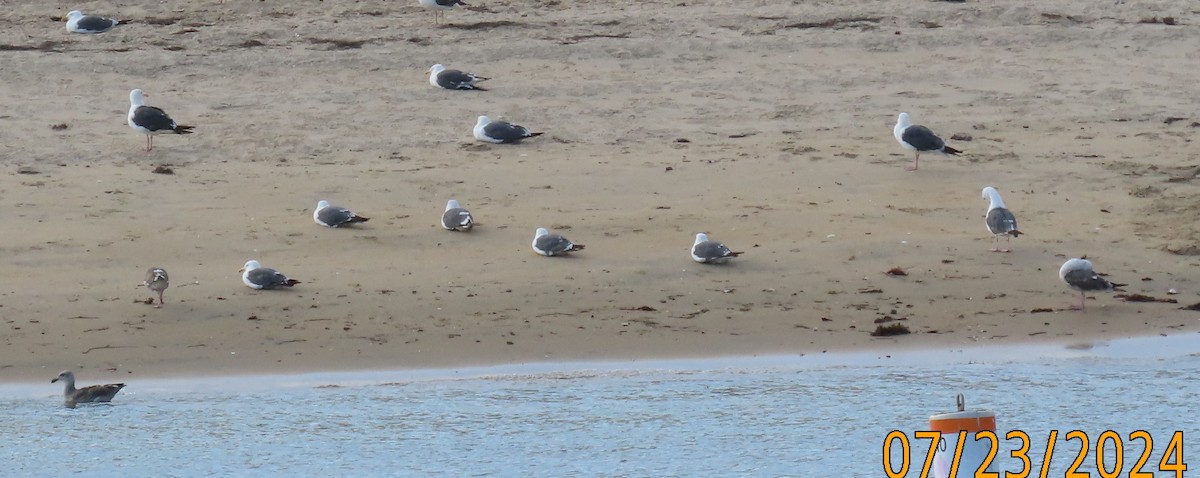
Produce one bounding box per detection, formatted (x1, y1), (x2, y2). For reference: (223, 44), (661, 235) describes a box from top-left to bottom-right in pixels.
(883, 429), (1187, 478)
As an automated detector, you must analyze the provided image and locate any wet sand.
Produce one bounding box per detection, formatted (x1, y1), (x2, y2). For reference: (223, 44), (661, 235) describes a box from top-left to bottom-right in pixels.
(2, 0), (1199, 382)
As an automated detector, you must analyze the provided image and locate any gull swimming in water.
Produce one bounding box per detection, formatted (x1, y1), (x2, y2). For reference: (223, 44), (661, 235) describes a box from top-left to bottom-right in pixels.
(51, 371), (125, 408)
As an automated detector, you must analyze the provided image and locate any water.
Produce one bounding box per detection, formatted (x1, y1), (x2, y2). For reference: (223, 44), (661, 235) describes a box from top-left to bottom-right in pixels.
(3, 335), (1199, 477)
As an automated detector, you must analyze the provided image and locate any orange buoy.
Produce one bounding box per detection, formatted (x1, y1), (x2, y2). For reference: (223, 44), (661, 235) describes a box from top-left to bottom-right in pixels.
(929, 394), (997, 478)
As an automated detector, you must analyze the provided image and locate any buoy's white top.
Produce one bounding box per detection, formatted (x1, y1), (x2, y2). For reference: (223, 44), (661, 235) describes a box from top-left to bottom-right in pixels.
(441, 199), (474, 231)
(66, 10), (119, 33)
(928, 409), (997, 434)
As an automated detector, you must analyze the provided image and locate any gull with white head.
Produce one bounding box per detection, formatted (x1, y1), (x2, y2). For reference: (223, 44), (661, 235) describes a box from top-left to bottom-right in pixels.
(441, 199), (474, 231)
(240, 260), (301, 290)
(893, 112), (961, 171)
(128, 89), (194, 151)
(65, 10), (119, 33)
(474, 116), (543, 144)
(532, 228), (584, 256)
(428, 64), (489, 91)
(690, 233), (743, 264)
(1059, 256), (1126, 310)
(981, 187), (1022, 252)
(313, 200), (370, 228)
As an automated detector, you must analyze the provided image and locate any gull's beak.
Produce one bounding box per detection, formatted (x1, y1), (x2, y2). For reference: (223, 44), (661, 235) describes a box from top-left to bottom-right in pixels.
(425, 67), (432, 74)
(238, 267), (245, 273)
(51, 378), (59, 383)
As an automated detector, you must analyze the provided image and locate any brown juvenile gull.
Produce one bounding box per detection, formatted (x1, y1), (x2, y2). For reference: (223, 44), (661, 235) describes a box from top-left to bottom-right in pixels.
(981, 187), (1022, 252)
(893, 112), (962, 171)
(418, 0), (468, 24)
(532, 227), (584, 256)
(313, 200), (369, 228)
(474, 116), (543, 144)
(441, 199), (474, 231)
(128, 89), (194, 152)
(143, 267), (169, 308)
(428, 64), (489, 91)
(65, 10), (120, 33)
(240, 260), (301, 290)
(1059, 257), (1126, 310)
(690, 233), (743, 264)
(51, 371), (125, 409)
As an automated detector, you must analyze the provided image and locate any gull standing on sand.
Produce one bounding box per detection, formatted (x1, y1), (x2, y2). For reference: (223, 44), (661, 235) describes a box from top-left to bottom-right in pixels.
(474, 116), (543, 144)
(1059, 257), (1126, 310)
(313, 200), (370, 228)
(51, 371), (125, 408)
(128, 89), (193, 151)
(428, 64), (489, 91)
(65, 10), (120, 33)
(419, 0), (468, 24)
(240, 260), (301, 290)
(690, 233), (743, 264)
(441, 199), (474, 231)
(893, 112), (961, 171)
(532, 228), (584, 256)
(981, 187), (1022, 252)
(143, 267), (169, 308)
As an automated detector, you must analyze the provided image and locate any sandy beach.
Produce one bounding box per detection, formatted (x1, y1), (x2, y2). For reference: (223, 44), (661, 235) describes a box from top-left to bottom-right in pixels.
(2, 0), (1199, 383)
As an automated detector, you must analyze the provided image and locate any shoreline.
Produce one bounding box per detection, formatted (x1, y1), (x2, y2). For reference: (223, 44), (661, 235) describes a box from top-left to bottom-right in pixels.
(12, 330), (1199, 391)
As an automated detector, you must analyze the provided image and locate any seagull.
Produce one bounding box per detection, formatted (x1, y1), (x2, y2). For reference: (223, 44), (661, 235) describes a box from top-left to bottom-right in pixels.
(51, 371), (125, 409)
(690, 233), (743, 264)
(982, 187), (1022, 252)
(441, 199), (474, 231)
(240, 260), (301, 290)
(418, 0), (468, 24)
(427, 64), (489, 91)
(893, 112), (962, 171)
(313, 200), (370, 228)
(128, 89), (194, 152)
(1059, 256), (1126, 310)
(532, 228), (584, 256)
(65, 10), (120, 34)
(143, 267), (169, 308)
(474, 116), (543, 144)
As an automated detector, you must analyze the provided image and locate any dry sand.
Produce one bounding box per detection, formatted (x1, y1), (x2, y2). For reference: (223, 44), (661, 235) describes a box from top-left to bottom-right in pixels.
(2, 0), (1199, 383)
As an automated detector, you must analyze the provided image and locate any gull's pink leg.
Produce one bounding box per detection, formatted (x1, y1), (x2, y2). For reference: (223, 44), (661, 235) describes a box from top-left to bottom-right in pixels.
(905, 153), (919, 171)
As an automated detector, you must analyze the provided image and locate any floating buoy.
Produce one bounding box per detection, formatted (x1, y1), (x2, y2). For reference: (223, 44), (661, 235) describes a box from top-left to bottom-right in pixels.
(929, 394), (996, 478)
